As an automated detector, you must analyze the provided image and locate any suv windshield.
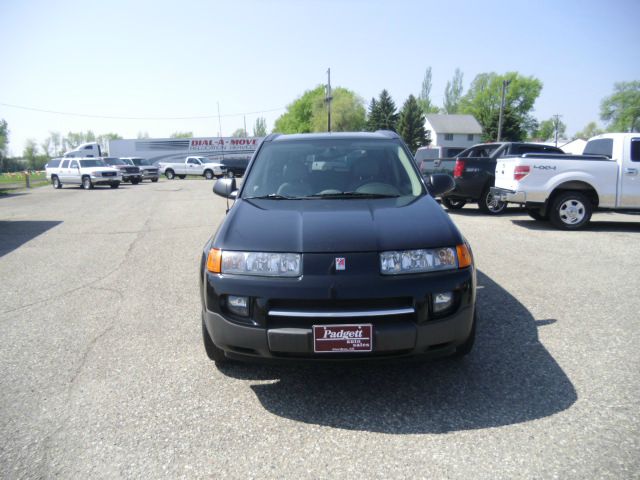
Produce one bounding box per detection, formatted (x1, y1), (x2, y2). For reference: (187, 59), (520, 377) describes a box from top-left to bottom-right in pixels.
(242, 138), (424, 199)
(120, 159), (134, 165)
(79, 159), (107, 167)
(132, 159), (151, 166)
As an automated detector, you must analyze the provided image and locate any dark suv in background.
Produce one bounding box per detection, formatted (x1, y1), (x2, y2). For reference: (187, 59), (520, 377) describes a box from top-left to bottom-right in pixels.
(103, 157), (143, 184)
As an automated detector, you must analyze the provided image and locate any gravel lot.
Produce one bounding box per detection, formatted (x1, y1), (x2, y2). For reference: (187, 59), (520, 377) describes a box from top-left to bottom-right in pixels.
(1, 180), (638, 479)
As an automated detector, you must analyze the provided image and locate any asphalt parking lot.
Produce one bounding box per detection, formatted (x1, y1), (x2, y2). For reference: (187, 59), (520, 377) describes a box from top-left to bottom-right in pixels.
(1, 180), (638, 479)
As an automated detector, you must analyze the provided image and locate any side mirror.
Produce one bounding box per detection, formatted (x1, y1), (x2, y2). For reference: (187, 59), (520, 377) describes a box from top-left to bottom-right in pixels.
(213, 177), (237, 198)
(426, 173), (455, 197)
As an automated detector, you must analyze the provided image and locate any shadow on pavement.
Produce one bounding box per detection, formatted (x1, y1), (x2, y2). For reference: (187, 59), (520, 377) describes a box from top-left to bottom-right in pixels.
(512, 219), (640, 233)
(216, 271), (576, 433)
(0, 221), (63, 257)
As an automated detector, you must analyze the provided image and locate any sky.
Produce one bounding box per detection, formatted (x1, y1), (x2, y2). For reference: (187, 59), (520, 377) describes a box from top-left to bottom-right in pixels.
(1, 0), (639, 156)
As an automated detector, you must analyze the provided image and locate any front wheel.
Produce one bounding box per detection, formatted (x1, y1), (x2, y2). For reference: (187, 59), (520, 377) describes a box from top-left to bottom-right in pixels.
(131, 178), (140, 185)
(110, 182), (120, 189)
(151, 178), (159, 183)
(178, 175), (186, 179)
(82, 176), (94, 190)
(442, 197), (467, 210)
(202, 314), (228, 364)
(527, 208), (548, 221)
(478, 188), (507, 214)
(52, 176), (62, 189)
(165, 169), (175, 180)
(549, 191), (592, 230)
(204, 170), (214, 180)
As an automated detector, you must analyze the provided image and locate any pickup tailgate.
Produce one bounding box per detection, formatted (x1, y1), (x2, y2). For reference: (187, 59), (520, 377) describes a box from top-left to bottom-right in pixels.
(494, 158), (520, 191)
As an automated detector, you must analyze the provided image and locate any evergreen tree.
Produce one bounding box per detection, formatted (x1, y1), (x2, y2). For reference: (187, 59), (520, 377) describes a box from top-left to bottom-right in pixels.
(397, 95), (427, 152)
(376, 90), (398, 131)
(366, 97), (380, 131)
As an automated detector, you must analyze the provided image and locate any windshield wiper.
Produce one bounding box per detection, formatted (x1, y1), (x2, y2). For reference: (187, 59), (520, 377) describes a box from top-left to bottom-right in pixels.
(306, 191), (399, 199)
(245, 193), (300, 200)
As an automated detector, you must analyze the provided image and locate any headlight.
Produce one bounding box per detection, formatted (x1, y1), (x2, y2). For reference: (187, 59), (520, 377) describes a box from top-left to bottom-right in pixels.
(207, 249), (301, 277)
(380, 246), (468, 275)
(91, 172), (102, 177)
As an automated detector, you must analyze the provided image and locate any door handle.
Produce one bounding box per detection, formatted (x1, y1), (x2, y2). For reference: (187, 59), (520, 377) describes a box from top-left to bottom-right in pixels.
(625, 168), (638, 175)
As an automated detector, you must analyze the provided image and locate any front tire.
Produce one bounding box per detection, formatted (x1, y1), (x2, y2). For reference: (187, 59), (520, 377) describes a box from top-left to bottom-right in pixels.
(110, 182), (120, 189)
(82, 176), (94, 190)
(442, 197), (467, 210)
(453, 310), (477, 358)
(52, 176), (62, 189)
(151, 178), (159, 183)
(202, 314), (227, 364)
(204, 169), (214, 180)
(549, 191), (592, 230)
(131, 178), (140, 185)
(165, 169), (175, 180)
(478, 188), (507, 214)
(178, 175), (186, 179)
(527, 208), (548, 221)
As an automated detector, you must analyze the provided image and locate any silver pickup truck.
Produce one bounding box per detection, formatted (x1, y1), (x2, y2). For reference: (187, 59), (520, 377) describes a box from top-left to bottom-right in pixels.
(158, 156), (226, 180)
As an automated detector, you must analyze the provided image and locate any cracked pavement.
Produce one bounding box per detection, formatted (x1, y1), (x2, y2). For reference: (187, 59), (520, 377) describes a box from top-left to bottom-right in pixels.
(1, 181), (638, 479)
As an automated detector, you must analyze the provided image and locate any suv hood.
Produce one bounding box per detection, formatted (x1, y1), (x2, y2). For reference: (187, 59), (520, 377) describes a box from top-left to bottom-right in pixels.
(214, 195), (462, 253)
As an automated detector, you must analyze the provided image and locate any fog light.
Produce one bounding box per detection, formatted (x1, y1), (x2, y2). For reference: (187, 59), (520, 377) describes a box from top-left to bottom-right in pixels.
(227, 295), (249, 316)
(433, 292), (454, 314)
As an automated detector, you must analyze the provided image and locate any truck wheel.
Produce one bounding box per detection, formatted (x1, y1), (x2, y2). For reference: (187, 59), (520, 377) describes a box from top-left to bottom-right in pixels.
(204, 169), (214, 180)
(82, 176), (94, 190)
(52, 176), (62, 189)
(549, 191), (592, 230)
(131, 178), (140, 185)
(165, 169), (175, 180)
(453, 309), (476, 358)
(151, 178), (159, 183)
(442, 197), (467, 210)
(479, 188), (507, 214)
(110, 182), (120, 189)
(178, 175), (186, 179)
(527, 208), (548, 221)
(202, 314), (228, 364)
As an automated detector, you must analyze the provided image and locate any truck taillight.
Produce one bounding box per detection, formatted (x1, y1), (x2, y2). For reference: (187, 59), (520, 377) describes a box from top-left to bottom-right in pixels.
(514, 165), (530, 181)
(453, 159), (465, 178)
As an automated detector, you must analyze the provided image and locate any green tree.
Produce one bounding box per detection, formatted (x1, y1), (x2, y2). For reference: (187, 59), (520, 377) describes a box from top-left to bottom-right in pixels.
(0, 119), (9, 171)
(600, 81), (640, 132)
(366, 97), (380, 131)
(573, 121), (603, 140)
(63, 131), (96, 150)
(137, 131), (150, 139)
(274, 86), (324, 133)
(397, 95), (427, 152)
(232, 128), (248, 138)
(417, 67), (439, 114)
(40, 138), (52, 159)
(534, 117), (567, 141)
(23, 139), (39, 170)
(443, 68), (464, 114)
(170, 131), (193, 138)
(484, 107), (527, 142)
(374, 90), (398, 131)
(253, 117), (267, 137)
(274, 86), (365, 133)
(459, 72), (543, 141)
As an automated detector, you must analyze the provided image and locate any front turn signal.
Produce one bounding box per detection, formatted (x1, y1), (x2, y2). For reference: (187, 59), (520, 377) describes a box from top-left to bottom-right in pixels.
(457, 244), (472, 268)
(207, 248), (222, 273)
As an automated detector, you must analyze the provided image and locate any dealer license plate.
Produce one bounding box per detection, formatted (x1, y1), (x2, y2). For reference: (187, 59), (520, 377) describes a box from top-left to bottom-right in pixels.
(313, 324), (372, 353)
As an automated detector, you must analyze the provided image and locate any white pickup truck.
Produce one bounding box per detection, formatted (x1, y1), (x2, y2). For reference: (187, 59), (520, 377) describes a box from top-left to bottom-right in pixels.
(158, 156), (226, 180)
(491, 133), (640, 229)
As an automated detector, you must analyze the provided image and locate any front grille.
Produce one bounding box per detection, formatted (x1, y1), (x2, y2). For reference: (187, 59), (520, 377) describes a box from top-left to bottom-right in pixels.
(145, 169), (158, 174)
(103, 172), (116, 177)
(266, 297), (415, 329)
(125, 167), (139, 173)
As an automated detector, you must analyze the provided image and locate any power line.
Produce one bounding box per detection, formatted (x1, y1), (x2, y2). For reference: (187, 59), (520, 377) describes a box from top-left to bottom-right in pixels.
(0, 101), (285, 120)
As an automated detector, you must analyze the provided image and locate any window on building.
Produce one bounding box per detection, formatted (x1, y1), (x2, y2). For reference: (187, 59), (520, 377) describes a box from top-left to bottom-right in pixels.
(467, 134), (474, 141)
(444, 133), (454, 141)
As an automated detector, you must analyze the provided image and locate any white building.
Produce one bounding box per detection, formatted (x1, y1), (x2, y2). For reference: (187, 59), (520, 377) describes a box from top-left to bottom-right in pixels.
(425, 114), (483, 148)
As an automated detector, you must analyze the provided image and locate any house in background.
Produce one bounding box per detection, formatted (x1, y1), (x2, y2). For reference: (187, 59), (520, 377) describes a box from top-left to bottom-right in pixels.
(425, 114), (483, 148)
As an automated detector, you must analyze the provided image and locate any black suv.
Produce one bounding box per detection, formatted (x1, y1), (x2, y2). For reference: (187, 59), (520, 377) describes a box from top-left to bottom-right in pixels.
(200, 131), (476, 365)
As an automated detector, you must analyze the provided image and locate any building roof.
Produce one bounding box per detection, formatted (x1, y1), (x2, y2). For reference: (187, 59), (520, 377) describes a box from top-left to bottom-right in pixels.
(425, 114), (482, 134)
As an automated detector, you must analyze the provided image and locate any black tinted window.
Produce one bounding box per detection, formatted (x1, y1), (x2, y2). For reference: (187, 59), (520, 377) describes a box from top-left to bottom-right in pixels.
(631, 139), (640, 162)
(61, 160), (69, 168)
(48, 159), (61, 168)
(70, 161), (78, 168)
(584, 138), (613, 158)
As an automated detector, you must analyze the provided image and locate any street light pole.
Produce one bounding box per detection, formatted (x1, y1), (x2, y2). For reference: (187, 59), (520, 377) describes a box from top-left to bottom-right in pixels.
(497, 79), (511, 142)
(326, 68), (333, 132)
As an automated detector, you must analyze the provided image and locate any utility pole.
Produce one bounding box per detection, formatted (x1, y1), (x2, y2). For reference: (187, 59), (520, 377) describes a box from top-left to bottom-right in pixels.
(217, 102), (222, 137)
(243, 115), (247, 137)
(497, 79), (511, 142)
(553, 114), (562, 147)
(325, 68), (333, 132)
